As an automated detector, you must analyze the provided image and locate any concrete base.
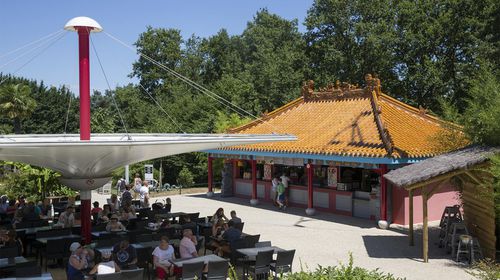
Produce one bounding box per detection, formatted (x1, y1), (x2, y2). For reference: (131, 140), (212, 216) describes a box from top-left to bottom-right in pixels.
(250, 198), (259, 206)
(378, 220), (389, 229)
(305, 208), (316, 216)
(206, 191), (214, 198)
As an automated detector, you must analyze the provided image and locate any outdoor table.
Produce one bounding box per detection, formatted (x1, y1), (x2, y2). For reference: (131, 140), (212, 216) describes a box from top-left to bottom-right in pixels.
(91, 230), (128, 239)
(154, 212), (187, 223)
(236, 246), (285, 258)
(2, 272), (53, 280)
(35, 234), (81, 245)
(169, 254), (226, 268)
(0, 256), (29, 269)
(94, 243), (144, 254)
(16, 226), (52, 235)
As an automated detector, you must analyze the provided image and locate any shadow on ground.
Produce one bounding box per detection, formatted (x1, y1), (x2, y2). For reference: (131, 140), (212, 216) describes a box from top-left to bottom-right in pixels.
(186, 193), (379, 229)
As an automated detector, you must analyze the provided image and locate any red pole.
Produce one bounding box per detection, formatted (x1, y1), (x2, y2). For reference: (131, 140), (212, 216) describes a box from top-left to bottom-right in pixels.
(307, 163), (314, 208)
(207, 156), (213, 193)
(251, 159), (257, 199)
(380, 164), (388, 221)
(77, 27), (91, 141)
(76, 26), (92, 244)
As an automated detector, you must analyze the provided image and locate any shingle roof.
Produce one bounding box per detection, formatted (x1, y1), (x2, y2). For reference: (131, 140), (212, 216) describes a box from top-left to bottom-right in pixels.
(225, 75), (467, 159)
(384, 146), (500, 187)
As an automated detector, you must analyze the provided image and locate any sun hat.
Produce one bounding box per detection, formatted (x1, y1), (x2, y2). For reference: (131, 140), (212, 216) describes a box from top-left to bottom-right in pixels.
(69, 242), (81, 252)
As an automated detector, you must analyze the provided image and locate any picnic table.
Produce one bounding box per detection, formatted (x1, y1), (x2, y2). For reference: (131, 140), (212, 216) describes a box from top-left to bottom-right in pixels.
(0, 256), (29, 269)
(169, 254), (226, 268)
(236, 246), (285, 257)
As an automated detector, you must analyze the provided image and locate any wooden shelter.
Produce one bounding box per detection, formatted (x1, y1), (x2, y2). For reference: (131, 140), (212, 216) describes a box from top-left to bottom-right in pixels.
(384, 146), (499, 262)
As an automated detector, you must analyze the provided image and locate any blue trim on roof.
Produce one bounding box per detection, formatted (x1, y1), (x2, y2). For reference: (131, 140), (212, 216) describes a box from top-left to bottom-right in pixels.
(204, 149), (426, 165)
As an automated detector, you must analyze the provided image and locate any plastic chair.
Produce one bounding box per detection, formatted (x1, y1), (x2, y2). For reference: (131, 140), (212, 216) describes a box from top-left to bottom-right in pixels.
(15, 263), (42, 278)
(255, 241), (272, 248)
(96, 272), (122, 280)
(121, 268), (144, 280)
(206, 260), (229, 280)
(43, 239), (66, 271)
(0, 246), (20, 258)
(181, 261), (205, 280)
(271, 249), (295, 276)
(234, 222), (244, 232)
(247, 250), (274, 280)
(136, 234), (154, 243)
(245, 234), (261, 248)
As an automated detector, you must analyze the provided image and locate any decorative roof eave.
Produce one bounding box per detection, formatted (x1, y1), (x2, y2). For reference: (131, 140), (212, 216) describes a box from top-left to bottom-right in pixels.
(384, 145), (500, 188)
(205, 148), (427, 165)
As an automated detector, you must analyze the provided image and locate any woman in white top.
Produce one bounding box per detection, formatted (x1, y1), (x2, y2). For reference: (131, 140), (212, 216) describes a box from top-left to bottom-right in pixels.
(152, 236), (175, 279)
(106, 214), (126, 232)
(271, 176), (280, 206)
(89, 250), (120, 276)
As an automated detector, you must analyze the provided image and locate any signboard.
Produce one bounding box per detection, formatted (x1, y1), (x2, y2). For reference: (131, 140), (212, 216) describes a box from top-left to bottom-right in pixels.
(327, 166), (338, 187)
(263, 164), (272, 180)
(144, 164), (154, 180)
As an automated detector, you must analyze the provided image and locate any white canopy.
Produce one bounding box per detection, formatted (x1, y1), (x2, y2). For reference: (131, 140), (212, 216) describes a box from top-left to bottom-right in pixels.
(0, 133), (295, 190)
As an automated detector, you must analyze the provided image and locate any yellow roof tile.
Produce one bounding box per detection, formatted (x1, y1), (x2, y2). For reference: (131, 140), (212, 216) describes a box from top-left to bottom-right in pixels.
(225, 77), (467, 159)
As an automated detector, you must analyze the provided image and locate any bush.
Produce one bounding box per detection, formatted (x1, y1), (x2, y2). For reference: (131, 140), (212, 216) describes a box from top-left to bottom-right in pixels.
(468, 259), (500, 280)
(177, 167), (194, 188)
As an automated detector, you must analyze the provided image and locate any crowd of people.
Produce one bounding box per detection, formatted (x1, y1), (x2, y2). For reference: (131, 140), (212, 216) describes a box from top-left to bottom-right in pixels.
(0, 195), (53, 227)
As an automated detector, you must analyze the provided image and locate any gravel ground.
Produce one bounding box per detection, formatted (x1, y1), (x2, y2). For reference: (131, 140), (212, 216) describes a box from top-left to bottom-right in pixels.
(91, 190), (474, 280)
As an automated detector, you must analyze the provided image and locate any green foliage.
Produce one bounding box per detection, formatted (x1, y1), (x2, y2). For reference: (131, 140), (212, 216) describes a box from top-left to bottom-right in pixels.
(214, 111), (251, 133)
(0, 161), (75, 202)
(468, 258), (500, 280)
(0, 82), (37, 133)
(177, 166), (194, 188)
(462, 66), (500, 146)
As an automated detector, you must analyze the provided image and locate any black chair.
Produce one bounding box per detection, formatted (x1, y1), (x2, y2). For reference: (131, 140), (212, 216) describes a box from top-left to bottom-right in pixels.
(228, 238), (249, 266)
(32, 220), (49, 227)
(121, 268), (144, 280)
(234, 222), (244, 232)
(245, 234), (260, 248)
(206, 260), (229, 280)
(92, 223), (107, 232)
(96, 238), (116, 248)
(43, 238), (65, 271)
(136, 234), (154, 243)
(15, 261), (41, 277)
(247, 250), (274, 280)
(203, 227), (217, 255)
(63, 236), (82, 258)
(181, 261), (204, 280)
(255, 241), (272, 248)
(15, 221), (32, 229)
(270, 249), (295, 277)
(96, 272), (122, 280)
(0, 246), (20, 258)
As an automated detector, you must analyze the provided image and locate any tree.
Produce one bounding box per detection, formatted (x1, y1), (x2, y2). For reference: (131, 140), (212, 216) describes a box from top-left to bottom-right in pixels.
(0, 83), (37, 133)
(177, 166), (194, 188)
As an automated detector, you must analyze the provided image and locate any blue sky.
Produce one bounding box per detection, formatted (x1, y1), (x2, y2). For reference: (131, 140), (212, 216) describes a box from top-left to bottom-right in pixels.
(0, 1), (313, 93)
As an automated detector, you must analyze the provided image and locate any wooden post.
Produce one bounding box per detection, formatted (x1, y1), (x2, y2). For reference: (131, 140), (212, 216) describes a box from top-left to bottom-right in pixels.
(408, 189), (414, 246)
(422, 192), (429, 262)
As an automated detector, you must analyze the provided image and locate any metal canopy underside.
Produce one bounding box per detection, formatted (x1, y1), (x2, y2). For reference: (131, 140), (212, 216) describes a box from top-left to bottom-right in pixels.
(0, 133), (296, 190)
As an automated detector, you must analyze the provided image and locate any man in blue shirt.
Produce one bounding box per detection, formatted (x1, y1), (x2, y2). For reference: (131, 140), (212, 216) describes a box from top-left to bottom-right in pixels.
(214, 220), (242, 256)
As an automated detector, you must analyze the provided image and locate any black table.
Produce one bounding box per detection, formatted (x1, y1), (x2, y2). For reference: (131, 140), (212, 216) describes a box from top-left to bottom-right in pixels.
(91, 230), (128, 239)
(0, 256), (29, 269)
(2, 272), (53, 280)
(35, 234), (81, 245)
(169, 254), (226, 268)
(236, 246), (285, 257)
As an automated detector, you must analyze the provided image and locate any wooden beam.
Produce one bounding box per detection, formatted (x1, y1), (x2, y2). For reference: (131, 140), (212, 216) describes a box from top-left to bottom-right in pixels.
(422, 192), (429, 263)
(405, 169), (466, 191)
(409, 189), (414, 246)
(464, 171), (486, 186)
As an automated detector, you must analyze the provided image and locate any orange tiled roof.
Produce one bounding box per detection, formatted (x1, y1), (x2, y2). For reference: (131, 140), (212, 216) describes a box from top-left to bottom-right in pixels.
(224, 75), (467, 159)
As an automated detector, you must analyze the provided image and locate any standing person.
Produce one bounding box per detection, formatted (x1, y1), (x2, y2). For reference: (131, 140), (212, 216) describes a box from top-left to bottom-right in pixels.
(280, 172), (291, 207)
(179, 229), (198, 259)
(133, 173), (142, 199)
(139, 180), (150, 208)
(271, 176), (280, 206)
(276, 181), (286, 210)
(121, 184), (133, 207)
(116, 178), (126, 195)
(152, 236), (175, 279)
(112, 240), (138, 269)
(57, 205), (75, 227)
(108, 194), (119, 213)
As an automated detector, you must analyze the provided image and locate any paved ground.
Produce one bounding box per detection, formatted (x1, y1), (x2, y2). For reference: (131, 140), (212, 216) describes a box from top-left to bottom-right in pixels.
(90, 190), (474, 280)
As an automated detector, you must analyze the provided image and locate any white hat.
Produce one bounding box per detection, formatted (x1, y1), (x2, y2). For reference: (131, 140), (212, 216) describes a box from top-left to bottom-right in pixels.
(69, 242), (81, 252)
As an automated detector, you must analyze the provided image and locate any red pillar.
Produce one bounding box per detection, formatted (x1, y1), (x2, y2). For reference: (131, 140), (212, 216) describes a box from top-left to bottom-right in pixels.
(251, 159), (257, 199)
(77, 27), (91, 141)
(380, 164), (388, 221)
(76, 26), (92, 244)
(307, 163), (314, 208)
(207, 156), (213, 193)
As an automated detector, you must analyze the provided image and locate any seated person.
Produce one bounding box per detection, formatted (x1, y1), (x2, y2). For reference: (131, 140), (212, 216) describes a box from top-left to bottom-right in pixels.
(152, 236), (175, 279)
(98, 204), (111, 223)
(91, 201), (102, 223)
(120, 205), (137, 221)
(108, 194), (120, 213)
(112, 240), (137, 269)
(106, 214), (126, 232)
(210, 208), (228, 225)
(181, 215), (198, 235)
(88, 250), (120, 276)
(1, 230), (23, 256)
(56, 205), (75, 228)
(67, 242), (95, 280)
(179, 229), (198, 259)
(229, 210), (242, 224)
(211, 219), (228, 238)
(38, 198), (52, 219)
(164, 197), (172, 213)
(213, 221), (242, 256)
